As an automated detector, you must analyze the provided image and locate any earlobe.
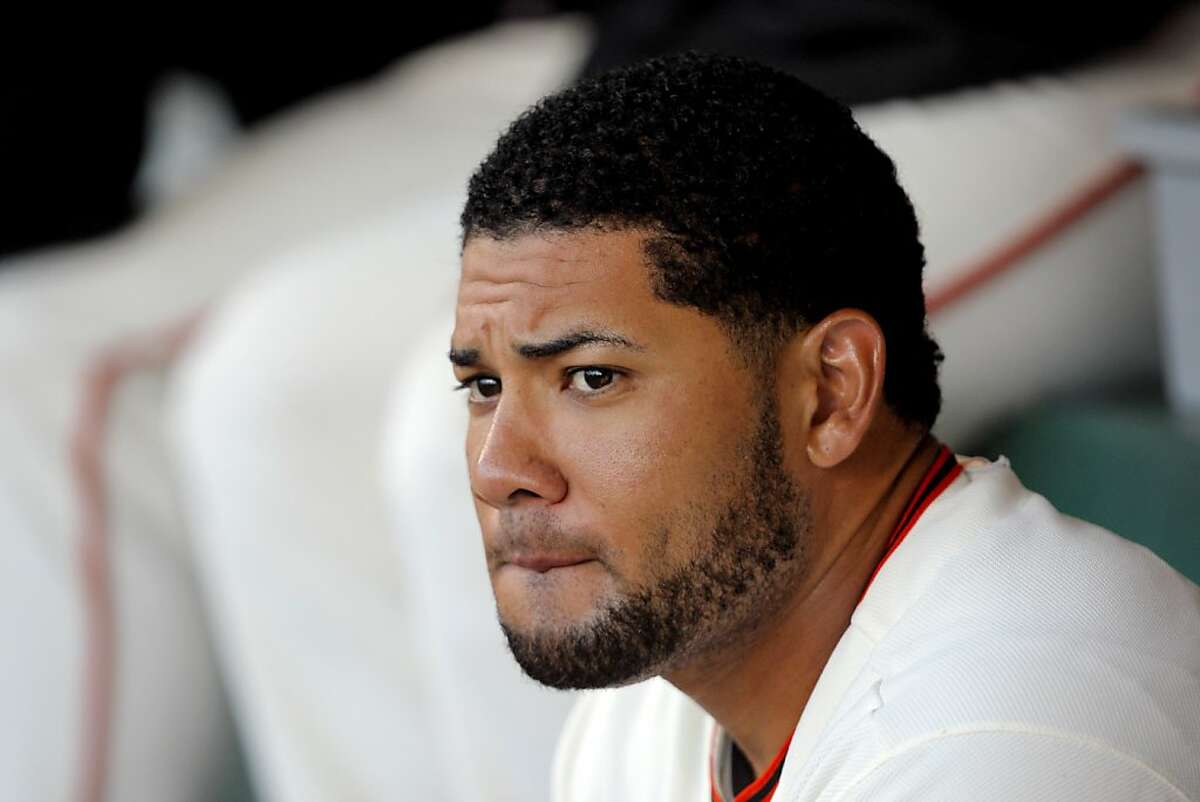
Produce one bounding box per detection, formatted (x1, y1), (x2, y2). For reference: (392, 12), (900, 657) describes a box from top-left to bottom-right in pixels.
(801, 311), (886, 469)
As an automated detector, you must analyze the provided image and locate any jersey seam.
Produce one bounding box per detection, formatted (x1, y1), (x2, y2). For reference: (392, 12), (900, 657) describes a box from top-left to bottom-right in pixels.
(827, 724), (1192, 802)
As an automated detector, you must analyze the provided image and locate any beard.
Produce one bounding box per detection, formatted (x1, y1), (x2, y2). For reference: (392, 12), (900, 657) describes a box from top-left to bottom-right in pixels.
(499, 398), (812, 690)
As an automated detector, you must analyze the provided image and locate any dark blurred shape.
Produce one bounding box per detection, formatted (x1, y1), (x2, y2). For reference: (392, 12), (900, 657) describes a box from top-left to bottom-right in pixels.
(1, 10), (510, 260)
(580, 0), (1185, 104)
(2, 57), (156, 259)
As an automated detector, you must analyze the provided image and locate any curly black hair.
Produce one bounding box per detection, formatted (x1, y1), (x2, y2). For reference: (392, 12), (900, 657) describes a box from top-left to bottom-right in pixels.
(461, 50), (943, 431)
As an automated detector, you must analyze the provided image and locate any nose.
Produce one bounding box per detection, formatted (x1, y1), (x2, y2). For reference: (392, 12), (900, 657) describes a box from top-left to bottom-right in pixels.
(470, 399), (567, 508)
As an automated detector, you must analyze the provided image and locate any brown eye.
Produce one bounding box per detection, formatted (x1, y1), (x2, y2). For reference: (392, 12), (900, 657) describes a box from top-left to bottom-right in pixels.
(468, 376), (501, 402)
(568, 368), (617, 394)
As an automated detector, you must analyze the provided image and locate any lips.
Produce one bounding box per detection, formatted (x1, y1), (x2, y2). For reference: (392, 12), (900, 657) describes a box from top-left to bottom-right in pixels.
(507, 554), (595, 573)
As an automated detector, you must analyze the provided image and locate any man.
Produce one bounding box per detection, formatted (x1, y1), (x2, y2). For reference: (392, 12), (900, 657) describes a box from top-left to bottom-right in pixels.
(449, 51), (1200, 801)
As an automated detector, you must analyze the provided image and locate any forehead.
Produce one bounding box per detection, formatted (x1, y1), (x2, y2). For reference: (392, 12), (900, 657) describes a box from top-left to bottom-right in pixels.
(455, 229), (661, 338)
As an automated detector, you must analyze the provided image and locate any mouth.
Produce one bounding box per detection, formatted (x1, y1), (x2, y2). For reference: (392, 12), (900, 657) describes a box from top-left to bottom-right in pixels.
(507, 554), (596, 574)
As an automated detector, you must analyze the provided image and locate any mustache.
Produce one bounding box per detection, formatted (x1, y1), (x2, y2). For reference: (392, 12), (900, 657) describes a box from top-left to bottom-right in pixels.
(484, 510), (610, 565)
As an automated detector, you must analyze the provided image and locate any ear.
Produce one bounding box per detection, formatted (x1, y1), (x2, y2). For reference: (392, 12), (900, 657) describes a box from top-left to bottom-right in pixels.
(777, 310), (886, 469)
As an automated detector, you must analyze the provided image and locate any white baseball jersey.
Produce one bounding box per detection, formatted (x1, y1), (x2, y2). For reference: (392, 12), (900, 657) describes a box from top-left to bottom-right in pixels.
(553, 454), (1200, 802)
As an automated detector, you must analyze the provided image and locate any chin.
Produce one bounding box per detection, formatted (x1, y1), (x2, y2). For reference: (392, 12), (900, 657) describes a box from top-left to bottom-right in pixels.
(496, 589), (684, 691)
(499, 620), (653, 691)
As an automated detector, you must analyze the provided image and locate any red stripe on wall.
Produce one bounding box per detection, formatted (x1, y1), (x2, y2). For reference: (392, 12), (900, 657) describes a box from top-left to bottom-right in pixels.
(71, 314), (201, 802)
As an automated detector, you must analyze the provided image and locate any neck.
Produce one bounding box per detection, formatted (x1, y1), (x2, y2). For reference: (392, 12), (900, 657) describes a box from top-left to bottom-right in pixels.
(664, 431), (942, 776)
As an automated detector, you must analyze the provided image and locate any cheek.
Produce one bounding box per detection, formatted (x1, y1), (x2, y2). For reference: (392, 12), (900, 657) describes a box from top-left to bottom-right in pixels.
(567, 419), (660, 498)
(559, 390), (741, 551)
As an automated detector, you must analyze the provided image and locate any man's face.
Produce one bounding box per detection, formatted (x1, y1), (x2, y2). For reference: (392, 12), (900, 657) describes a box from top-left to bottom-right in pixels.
(451, 228), (811, 688)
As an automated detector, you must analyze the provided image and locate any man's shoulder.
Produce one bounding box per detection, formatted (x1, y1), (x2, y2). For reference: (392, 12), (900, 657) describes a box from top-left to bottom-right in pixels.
(804, 455), (1200, 799)
(889, 455), (1200, 660)
(872, 455), (1199, 639)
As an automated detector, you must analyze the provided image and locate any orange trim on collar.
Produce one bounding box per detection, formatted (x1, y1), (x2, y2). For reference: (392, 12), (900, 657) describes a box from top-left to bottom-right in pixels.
(710, 730), (794, 802)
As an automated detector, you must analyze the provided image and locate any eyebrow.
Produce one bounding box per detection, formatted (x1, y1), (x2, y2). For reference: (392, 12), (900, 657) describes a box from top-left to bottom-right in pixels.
(448, 328), (645, 367)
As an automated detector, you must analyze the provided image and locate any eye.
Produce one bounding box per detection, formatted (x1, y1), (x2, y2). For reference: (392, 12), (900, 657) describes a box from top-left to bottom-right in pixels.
(567, 367), (618, 394)
(456, 375), (501, 403)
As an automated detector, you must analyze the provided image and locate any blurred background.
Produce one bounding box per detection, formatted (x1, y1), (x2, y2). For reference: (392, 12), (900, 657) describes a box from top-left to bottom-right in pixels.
(2, 3), (1198, 800)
